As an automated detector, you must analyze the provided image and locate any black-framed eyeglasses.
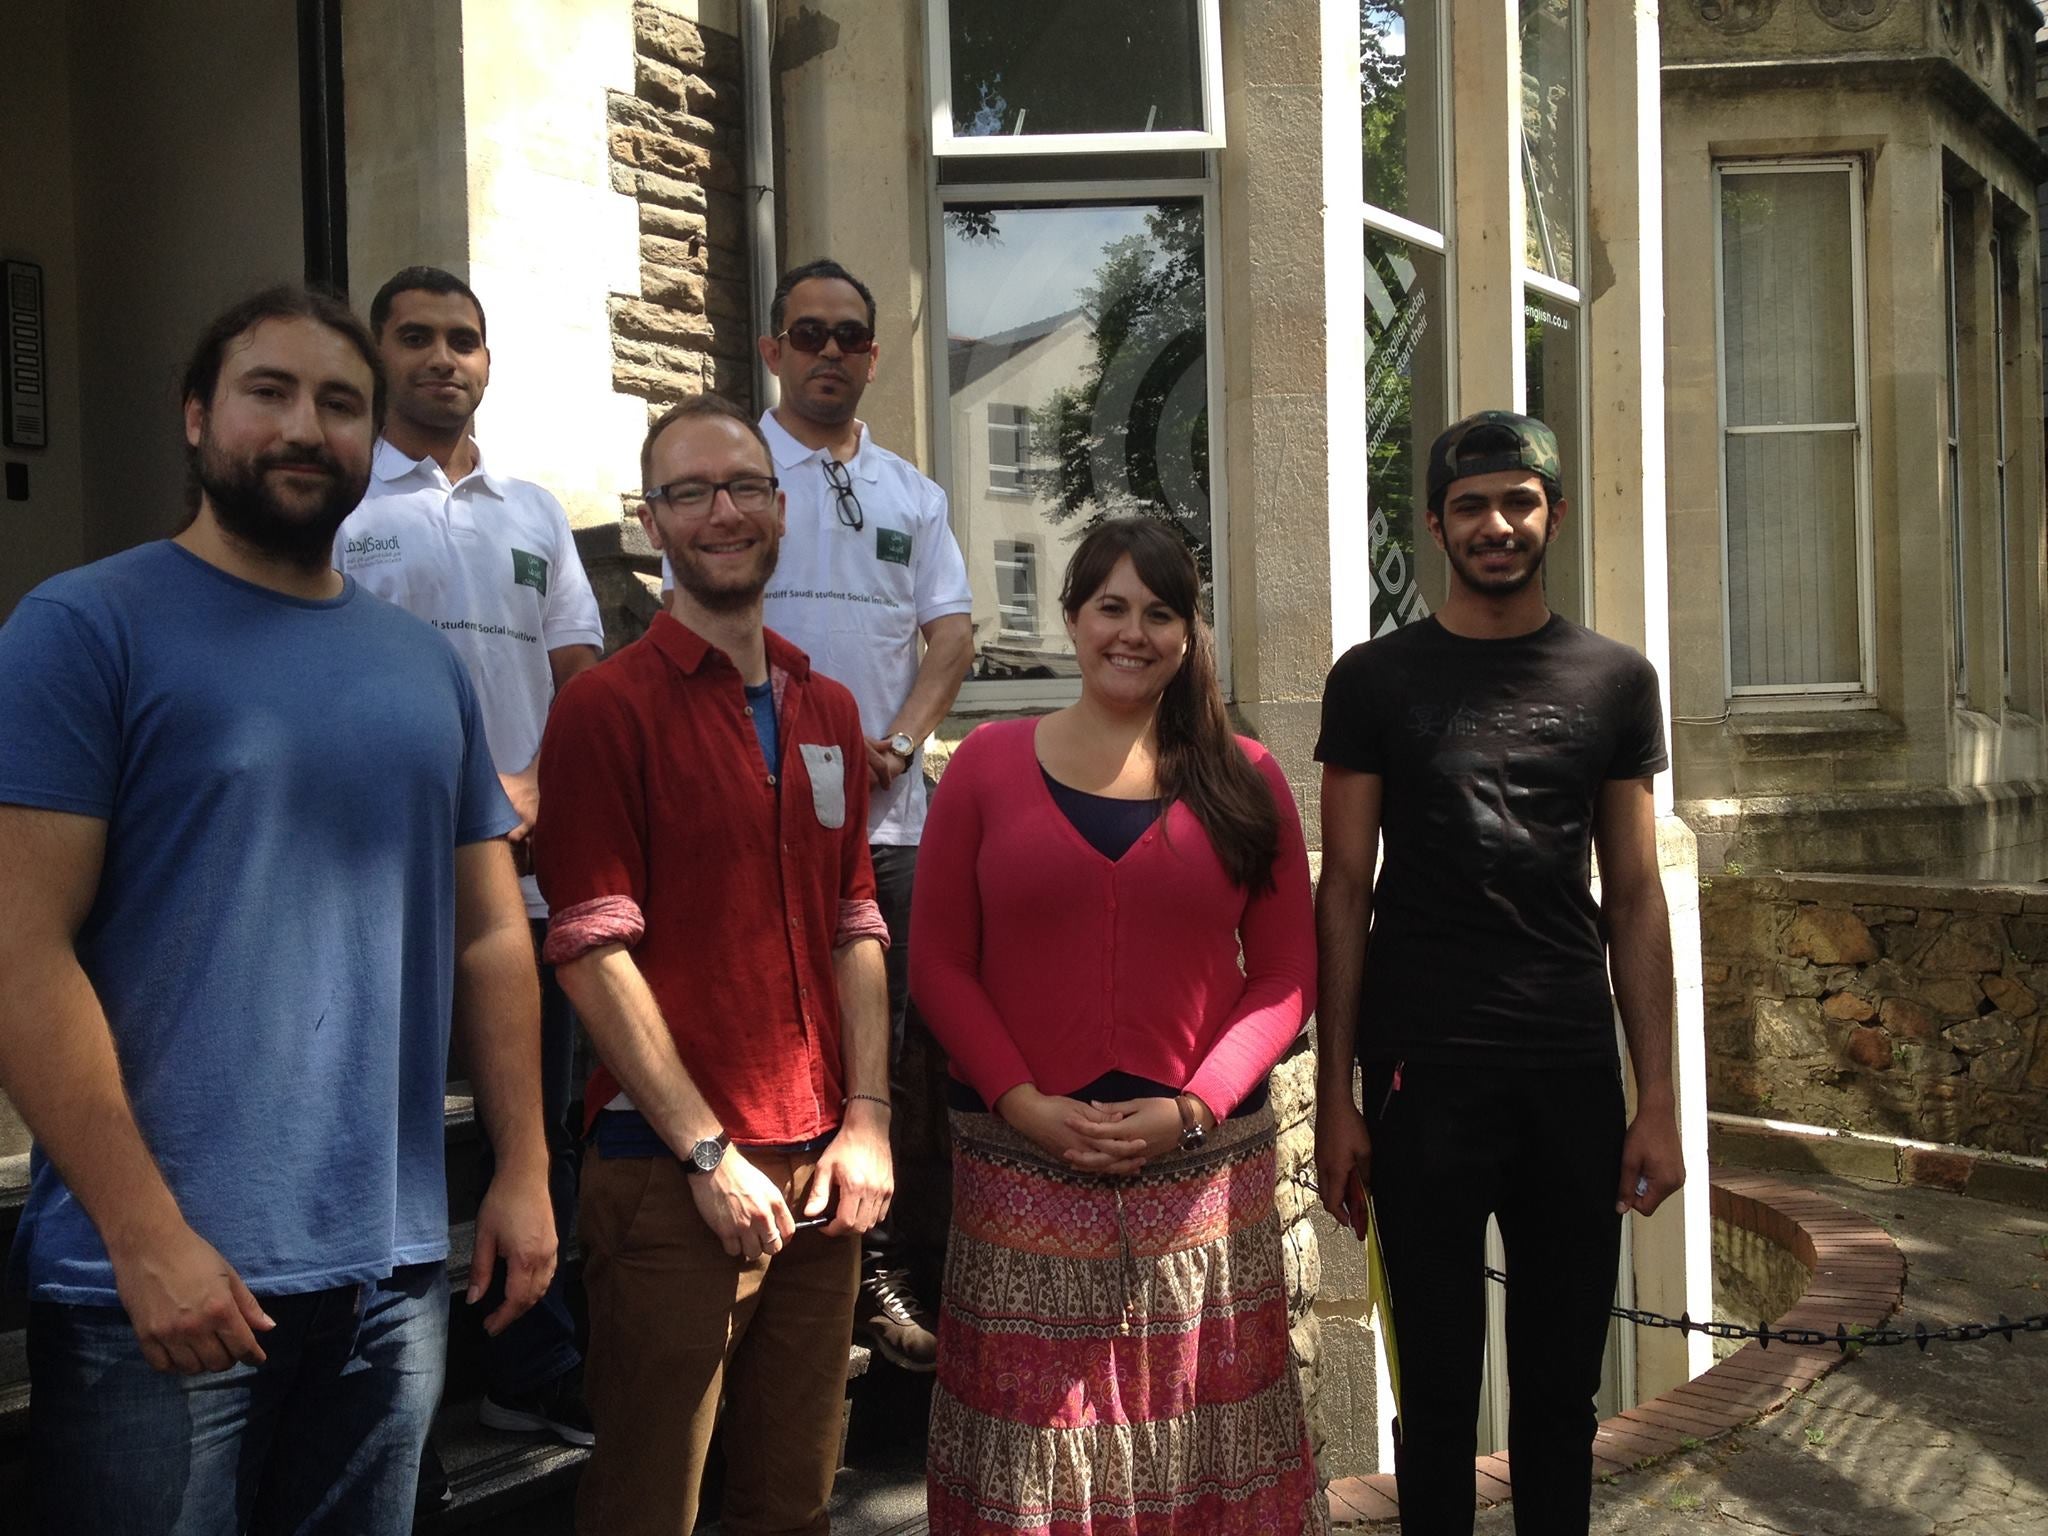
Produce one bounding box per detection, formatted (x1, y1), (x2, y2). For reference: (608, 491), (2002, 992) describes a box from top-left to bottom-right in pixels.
(822, 459), (863, 532)
(778, 318), (876, 356)
(644, 475), (779, 515)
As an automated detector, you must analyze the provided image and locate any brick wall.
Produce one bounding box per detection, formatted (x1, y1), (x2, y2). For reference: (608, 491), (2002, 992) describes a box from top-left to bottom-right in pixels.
(1703, 872), (2048, 1156)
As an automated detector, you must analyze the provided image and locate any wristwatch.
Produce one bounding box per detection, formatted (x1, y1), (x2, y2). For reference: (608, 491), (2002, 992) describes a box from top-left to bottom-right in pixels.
(683, 1131), (729, 1174)
(1174, 1095), (1207, 1152)
(886, 731), (915, 761)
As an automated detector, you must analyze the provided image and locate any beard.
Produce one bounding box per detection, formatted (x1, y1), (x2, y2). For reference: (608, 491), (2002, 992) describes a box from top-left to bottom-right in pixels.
(672, 524), (782, 612)
(1445, 531), (1550, 596)
(193, 432), (369, 568)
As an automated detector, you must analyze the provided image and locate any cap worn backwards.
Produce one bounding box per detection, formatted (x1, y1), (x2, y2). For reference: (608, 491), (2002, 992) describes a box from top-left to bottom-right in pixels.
(1425, 411), (1563, 509)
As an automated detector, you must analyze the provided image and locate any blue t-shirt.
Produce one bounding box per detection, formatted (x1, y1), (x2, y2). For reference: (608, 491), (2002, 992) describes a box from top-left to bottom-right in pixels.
(0, 541), (517, 1304)
(744, 677), (779, 777)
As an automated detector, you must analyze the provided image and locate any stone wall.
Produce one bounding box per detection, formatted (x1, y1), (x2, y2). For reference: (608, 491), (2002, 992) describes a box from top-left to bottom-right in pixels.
(579, 1), (757, 650)
(1703, 872), (2048, 1156)
(1268, 1040), (1331, 1472)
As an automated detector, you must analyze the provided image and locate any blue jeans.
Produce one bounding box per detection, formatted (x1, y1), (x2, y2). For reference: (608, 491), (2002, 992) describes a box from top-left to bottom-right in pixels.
(29, 1261), (447, 1536)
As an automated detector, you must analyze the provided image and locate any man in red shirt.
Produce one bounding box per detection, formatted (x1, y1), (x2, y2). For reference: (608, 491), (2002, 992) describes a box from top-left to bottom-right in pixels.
(534, 392), (893, 1535)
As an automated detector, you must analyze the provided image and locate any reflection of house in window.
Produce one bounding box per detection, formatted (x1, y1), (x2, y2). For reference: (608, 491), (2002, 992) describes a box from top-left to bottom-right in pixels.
(994, 539), (1038, 636)
(988, 404), (1029, 494)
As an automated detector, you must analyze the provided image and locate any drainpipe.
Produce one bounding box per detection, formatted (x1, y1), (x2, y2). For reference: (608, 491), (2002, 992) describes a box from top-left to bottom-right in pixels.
(742, 0), (779, 413)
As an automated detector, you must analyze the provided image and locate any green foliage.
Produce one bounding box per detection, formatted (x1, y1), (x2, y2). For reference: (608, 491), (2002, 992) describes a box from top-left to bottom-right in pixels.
(1804, 1425), (1827, 1447)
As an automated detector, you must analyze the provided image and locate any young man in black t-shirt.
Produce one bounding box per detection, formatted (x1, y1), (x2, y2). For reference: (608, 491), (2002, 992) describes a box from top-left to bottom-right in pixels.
(1313, 411), (1684, 1535)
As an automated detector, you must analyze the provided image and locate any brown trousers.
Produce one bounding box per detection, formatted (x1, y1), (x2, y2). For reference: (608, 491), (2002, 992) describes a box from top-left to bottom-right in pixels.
(576, 1148), (861, 1536)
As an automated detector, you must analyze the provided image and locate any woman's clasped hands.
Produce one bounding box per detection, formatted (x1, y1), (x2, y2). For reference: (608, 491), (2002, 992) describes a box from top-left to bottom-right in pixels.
(994, 1084), (1212, 1175)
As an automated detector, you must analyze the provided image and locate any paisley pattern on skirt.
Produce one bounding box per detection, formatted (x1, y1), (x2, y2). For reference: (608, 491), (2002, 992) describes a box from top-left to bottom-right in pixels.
(929, 1105), (1327, 1535)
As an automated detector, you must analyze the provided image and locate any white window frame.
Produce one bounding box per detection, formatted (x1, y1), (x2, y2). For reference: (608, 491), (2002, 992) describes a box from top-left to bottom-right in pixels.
(927, 167), (1227, 710)
(1712, 158), (1875, 698)
(926, 0), (1226, 157)
(1513, 0), (1590, 623)
(1991, 228), (2013, 699)
(1360, 0), (1456, 639)
(1944, 194), (1969, 699)
(986, 403), (1031, 497)
(993, 536), (1040, 638)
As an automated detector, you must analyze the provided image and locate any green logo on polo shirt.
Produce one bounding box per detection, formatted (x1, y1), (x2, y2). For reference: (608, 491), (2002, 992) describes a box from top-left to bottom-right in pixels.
(510, 548), (550, 595)
(875, 527), (912, 567)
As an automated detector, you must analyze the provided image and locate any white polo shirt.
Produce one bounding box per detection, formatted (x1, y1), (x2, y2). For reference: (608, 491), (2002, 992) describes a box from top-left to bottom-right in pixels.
(666, 412), (972, 845)
(336, 438), (605, 916)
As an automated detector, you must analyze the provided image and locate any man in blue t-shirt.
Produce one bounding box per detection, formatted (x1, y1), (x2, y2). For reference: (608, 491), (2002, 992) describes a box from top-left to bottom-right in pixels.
(0, 286), (557, 1536)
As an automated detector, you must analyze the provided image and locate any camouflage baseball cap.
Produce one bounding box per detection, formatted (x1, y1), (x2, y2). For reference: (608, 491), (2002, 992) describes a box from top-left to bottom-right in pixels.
(1424, 411), (1563, 509)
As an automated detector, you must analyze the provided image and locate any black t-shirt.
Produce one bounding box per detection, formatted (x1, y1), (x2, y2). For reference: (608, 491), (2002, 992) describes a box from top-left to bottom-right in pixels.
(1315, 614), (1667, 1066)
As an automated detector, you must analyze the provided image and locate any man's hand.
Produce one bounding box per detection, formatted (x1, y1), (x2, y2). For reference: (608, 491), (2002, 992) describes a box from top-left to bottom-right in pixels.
(863, 739), (908, 791)
(470, 1161), (559, 1335)
(109, 1220), (275, 1374)
(689, 1147), (796, 1261)
(810, 1100), (894, 1236)
(1616, 1096), (1685, 1217)
(1068, 1096), (1197, 1175)
(1314, 1097), (1373, 1238)
(498, 766), (541, 843)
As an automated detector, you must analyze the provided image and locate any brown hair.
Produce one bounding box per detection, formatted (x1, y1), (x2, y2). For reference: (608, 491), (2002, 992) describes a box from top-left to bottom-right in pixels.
(1060, 519), (1280, 890)
(639, 393), (772, 493)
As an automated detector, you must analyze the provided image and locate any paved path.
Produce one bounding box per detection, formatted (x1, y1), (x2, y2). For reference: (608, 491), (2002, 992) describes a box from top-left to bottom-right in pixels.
(1473, 1172), (2048, 1536)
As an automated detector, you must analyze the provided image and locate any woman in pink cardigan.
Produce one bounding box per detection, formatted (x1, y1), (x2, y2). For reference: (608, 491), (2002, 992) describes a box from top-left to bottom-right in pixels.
(912, 517), (1325, 1535)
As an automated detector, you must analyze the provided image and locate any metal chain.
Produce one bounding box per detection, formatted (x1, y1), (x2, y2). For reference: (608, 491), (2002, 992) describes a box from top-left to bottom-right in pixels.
(1481, 1265), (2048, 1352)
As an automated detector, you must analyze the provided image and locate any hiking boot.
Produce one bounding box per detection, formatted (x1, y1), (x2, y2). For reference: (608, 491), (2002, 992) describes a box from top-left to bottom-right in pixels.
(856, 1267), (939, 1372)
(479, 1364), (597, 1447)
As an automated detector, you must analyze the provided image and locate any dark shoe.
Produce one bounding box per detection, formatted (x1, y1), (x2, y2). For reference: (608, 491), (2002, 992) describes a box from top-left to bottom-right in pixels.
(479, 1364), (597, 1447)
(857, 1268), (939, 1372)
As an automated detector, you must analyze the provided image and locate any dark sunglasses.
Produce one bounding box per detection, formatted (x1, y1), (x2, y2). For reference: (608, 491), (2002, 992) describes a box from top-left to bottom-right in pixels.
(778, 318), (876, 356)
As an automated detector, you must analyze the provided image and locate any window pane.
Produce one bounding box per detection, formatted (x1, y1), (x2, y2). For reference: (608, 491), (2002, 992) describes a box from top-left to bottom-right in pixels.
(1720, 171), (1857, 426)
(1366, 227), (1447, 635)
(1521, 0), (1578, 286)
(1524, 291), (1582, 623)
(948, 0), (1205, 140)
(945, 201), (1211, 680)
(1725, 430), (1860, 689)
(1362, 2), (1445, 230)
(937, 150), (1208, 187)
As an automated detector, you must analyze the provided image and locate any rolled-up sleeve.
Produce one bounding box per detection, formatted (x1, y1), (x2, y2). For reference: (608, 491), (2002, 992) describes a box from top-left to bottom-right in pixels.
(534, 670), (647, 962)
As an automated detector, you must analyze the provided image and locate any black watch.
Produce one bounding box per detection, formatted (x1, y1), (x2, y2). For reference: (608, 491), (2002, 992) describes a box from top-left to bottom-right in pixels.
(684, 1131), (729, 1174)
(1174, 1095), (1206, 1152)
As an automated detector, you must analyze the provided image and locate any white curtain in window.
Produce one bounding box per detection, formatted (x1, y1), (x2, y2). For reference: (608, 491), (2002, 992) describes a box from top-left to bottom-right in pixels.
(1720, 168), (1861, 689)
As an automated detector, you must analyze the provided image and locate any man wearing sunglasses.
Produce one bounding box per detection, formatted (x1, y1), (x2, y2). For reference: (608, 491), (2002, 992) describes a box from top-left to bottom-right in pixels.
(663, 257), (973, 1370)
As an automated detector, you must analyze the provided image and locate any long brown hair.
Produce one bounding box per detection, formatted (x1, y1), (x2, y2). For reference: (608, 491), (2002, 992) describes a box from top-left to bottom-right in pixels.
(1060, 519), (1280, 890)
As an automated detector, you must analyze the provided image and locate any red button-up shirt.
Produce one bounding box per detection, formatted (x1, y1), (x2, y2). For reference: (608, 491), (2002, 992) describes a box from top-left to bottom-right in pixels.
(535, 612), (879, 1145)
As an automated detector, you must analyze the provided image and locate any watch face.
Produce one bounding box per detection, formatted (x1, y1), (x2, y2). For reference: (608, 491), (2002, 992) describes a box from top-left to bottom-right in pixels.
(889, 733), (915, 758)
(690, 1138), (724, 1172)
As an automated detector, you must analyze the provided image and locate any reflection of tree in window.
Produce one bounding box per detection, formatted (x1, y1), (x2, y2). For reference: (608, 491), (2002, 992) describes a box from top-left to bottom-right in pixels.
(1361, 4), (1411, 216)
(1366, 235), (1433, 631)
(1521, 0), (1576, 283)
(947, 0), (1204, 138)
(1018, 203), (1211, 577)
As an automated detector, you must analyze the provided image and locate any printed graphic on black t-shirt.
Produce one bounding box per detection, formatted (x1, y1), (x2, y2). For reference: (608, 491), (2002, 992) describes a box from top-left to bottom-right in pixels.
(1315, 614), (1667, 1066)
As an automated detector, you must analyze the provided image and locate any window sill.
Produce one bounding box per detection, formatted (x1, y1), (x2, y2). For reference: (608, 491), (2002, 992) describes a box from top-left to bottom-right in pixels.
(1721, 701), (1904, 749)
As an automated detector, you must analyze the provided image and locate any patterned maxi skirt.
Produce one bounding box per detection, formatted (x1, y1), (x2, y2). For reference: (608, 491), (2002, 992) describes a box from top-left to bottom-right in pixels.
(928, 1104), (1328, 1535)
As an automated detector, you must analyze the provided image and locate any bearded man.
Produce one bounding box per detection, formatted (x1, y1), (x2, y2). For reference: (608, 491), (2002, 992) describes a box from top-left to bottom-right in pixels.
(0, 285), (555, 1535)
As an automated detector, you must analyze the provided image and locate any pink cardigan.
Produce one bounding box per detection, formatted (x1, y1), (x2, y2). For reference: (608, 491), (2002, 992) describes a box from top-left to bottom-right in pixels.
(909, 717), (1317, 1119)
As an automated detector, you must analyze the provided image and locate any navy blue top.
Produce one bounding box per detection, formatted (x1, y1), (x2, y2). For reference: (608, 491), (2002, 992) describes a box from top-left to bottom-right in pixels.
(1040, 767), (1160, 862)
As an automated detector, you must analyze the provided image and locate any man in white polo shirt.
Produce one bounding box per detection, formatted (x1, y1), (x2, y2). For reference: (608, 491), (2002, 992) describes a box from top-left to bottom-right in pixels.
(669, 258), (973, 1367)
(336, 266), (604, 1446)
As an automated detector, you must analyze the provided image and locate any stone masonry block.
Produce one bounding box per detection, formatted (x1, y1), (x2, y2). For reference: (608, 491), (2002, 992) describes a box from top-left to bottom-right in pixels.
(1787, 906), (1878, 965)
(641, 263), (707, 312)
(1822, 992), (1876, 1023)
(1921, 914), (2006, 975)
(1985, 974), (2039, 1017)
(1898, 1147), (1973, 1190)
(1909, 975), (1987, 1019)
(1878, 996), (1940, 1040)
(610, 298), (721, 347)
(1842, 1026), (1893, 1071)
(2009, 917), (2048, 964)
(1946, 1013), (2018, 1055)
(1311, 1314), (1382, 1480)
(1281, 1216), (1321, 1321)
(1753, 997), (1830, 1058)
(635, 6), (707, 73)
